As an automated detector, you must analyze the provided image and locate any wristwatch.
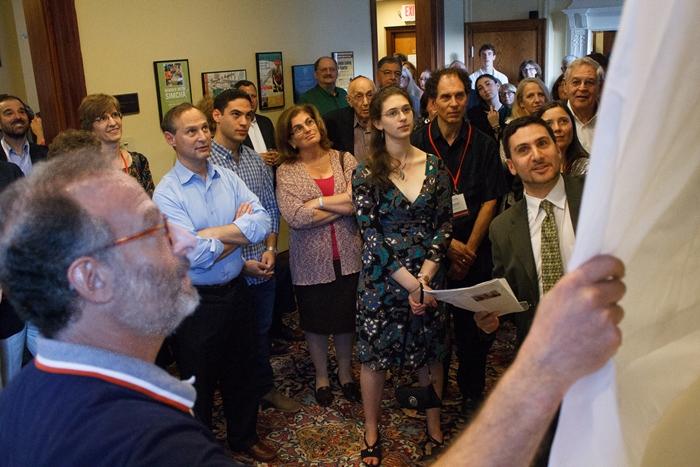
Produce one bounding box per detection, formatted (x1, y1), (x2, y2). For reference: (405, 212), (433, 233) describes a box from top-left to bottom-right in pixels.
(266, 246), (278, 254)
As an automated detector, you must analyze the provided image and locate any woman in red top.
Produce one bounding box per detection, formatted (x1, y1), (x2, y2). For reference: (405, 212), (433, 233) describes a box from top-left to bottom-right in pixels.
(275, 104), (362, 407)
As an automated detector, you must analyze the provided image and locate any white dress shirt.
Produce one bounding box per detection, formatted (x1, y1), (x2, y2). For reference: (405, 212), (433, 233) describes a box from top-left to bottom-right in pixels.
(1, 138), (33, 175)
(524, 175), (576, 297)
(567, 100), (597, 153)
(247, 118), (268, 153)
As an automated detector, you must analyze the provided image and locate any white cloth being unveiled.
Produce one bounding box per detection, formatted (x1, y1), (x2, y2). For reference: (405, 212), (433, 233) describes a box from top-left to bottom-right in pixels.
(549, 0), (700, 466)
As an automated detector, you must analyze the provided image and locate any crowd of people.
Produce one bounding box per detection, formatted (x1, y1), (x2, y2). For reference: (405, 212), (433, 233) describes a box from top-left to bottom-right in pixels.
(0, 45), (623, 467)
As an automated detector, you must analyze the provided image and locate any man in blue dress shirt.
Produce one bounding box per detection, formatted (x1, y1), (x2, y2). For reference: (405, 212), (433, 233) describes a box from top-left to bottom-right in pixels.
(154, 103), (275, 463)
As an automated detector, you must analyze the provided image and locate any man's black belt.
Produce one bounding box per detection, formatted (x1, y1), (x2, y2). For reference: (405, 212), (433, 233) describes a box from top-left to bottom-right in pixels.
(195, 276), (243, 294)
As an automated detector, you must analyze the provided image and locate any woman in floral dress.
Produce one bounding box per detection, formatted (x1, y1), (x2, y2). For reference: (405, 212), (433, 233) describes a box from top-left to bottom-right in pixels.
(353, 86), (452, 465)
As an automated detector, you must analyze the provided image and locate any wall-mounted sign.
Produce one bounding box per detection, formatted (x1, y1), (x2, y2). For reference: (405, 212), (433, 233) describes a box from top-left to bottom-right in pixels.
(401, 4), (415, 22)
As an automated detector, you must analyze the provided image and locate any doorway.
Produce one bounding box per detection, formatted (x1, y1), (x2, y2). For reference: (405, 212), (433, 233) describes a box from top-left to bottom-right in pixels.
(386, 25), (416, 64)
(465, 19), (546, 84)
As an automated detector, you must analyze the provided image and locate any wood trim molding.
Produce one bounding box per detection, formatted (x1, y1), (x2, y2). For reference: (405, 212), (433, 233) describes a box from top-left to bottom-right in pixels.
(370, 0), (378, 80)
(22, 0), (86, 143)
(415, 0), (444, 73)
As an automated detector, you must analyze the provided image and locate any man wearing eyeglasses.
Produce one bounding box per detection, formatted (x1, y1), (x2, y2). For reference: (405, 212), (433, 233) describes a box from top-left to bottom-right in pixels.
(564, 57), (604, 153)
(154, 103), (275, 463)
(299, 56), (349, 116)
(412, 67), (508, 416)
(376, 55), (403, 89)
(323, 75), (375, 162)
(0, 95), (47, 175)
(0, 150), (248, 465)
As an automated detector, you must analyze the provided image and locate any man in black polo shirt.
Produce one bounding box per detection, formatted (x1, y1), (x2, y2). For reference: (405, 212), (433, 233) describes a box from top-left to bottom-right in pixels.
(412, 67), (507, 415)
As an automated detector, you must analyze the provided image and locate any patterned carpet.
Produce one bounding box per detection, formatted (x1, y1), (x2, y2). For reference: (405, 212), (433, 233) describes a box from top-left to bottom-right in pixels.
(210, 315), (518, 466)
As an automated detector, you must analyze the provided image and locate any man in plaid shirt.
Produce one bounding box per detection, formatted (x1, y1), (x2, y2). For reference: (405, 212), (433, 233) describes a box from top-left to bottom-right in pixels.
(209, 89), (299, 413)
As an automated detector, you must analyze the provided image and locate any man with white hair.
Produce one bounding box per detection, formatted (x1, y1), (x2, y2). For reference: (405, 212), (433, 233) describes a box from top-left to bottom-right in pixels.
(565, 57), (604, 152)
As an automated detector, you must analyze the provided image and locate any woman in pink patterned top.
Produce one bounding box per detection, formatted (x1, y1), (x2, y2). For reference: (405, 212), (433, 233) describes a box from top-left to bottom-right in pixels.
(275, 104), (362, 407)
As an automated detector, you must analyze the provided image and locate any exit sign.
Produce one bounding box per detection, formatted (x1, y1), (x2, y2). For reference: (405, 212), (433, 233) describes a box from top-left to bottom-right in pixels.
(402, 4), (415, 22)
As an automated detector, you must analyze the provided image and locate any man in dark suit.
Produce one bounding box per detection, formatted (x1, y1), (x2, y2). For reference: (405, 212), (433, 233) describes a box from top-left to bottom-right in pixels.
(233, 80), (277, 166)
(0, 95), (47, 175)
(478, 115), (584, 467)
(479, 115), (584, 341)
(323, 75), (375, 162)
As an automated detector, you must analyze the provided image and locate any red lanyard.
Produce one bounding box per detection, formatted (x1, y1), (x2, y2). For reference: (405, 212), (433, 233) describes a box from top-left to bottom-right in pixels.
(427, 120), (473, 192)
(119, 150), (129, 173)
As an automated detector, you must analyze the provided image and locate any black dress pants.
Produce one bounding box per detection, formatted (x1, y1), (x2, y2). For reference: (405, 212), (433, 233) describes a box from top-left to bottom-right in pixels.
(173, 277), (260, 451)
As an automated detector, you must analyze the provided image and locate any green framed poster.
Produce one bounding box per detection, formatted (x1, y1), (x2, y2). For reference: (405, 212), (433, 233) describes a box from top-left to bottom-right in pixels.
(153, 59), (192, 122)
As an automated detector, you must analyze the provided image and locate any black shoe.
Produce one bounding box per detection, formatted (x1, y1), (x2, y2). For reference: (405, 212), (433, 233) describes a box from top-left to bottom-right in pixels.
(315, 385), (333, 407)
(340, 381), (361, 402)
(421, 431), (445, 462)
(361, 432), (382, 466)
(461, 397), (483, 417)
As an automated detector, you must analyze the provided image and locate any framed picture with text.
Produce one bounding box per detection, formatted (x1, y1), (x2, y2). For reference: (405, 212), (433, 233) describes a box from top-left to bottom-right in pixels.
(331, 51), (354, 90)
(153, 59), (192, 122)
(256, 52), (285, 110)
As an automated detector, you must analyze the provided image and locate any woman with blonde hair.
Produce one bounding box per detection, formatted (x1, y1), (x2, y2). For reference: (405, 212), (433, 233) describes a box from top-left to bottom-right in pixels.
(510, 77), (551, 120)
(275, 104), (362, 407)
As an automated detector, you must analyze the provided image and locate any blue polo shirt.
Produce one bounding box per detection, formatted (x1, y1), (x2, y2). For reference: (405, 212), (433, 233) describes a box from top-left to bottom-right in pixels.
(0, 338), (244, 466)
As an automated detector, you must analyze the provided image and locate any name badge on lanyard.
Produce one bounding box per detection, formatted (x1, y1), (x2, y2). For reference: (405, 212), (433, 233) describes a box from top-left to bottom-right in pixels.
(452, 193), (469, 218)
(427, 121), (473, 220)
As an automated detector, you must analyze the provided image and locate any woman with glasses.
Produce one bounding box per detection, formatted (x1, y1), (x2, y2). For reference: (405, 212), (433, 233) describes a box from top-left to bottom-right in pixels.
(517, 59), (543, 81)
(537, 101), (590, 175)
(275, 104), (362, 407)
(78, 94), (155, 196)
(499, 82), (517, 112)
(353, 87), (452, 465)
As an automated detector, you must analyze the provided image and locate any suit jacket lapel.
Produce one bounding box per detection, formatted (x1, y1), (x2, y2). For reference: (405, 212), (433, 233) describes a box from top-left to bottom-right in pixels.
(564, 176), (583, 232)
(509, 200), (539, 291)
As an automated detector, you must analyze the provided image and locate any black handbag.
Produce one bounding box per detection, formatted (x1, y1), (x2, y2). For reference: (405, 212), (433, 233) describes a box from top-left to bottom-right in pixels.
(394, 313), (442, 410)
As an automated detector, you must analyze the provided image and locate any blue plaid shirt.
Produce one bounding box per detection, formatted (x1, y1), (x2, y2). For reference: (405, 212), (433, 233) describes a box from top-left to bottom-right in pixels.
(210, 140), (280, 285)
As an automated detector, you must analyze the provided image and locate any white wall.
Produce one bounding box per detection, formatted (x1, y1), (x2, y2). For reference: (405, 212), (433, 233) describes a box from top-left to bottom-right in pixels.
(444, 0), (465, 66)
(75, 0), (373, 182)
(376, 0), (410, 59)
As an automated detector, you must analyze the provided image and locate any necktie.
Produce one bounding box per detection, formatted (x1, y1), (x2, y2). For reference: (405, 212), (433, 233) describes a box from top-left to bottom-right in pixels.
(540, 199), (563, 293)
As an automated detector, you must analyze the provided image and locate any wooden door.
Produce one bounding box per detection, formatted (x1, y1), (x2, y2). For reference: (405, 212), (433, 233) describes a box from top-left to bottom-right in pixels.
(386, 26), (416, 60)
(465, 19), (546, 84)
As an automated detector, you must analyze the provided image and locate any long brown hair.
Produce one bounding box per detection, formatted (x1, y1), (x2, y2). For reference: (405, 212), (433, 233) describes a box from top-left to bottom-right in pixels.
(275, 104), (332, 164)
(366, 86), (413, 187)
(536, 100), (589, 174)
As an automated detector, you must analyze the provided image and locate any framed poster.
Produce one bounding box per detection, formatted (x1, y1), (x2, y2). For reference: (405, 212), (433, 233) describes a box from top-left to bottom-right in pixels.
(332, 51), (354, 90)
(292, 64), (316, 104)
(201, 69), (247, 97)
(256, 52), (285, 110)
(153, 59), (192, 121)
